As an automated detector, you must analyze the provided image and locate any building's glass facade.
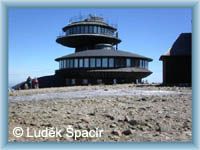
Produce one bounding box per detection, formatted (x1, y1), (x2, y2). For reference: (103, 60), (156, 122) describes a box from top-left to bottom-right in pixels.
(59, 57), (149, 69)
(64, 25), (115, 37)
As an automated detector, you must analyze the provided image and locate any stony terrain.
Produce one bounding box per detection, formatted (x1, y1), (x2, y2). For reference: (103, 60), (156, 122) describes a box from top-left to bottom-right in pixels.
(8, 84), (192, 142)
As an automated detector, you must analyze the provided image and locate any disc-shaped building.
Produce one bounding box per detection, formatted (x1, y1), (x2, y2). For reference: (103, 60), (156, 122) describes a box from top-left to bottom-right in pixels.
(55, 15), (152, 86)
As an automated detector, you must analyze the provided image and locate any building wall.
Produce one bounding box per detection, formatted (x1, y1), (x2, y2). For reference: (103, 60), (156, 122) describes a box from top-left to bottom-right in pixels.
(162, 56), (191, 85)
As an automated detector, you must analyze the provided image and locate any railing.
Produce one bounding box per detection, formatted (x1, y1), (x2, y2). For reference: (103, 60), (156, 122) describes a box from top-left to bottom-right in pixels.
(68, 14), (118, 29)
(58, 30), (118, 38)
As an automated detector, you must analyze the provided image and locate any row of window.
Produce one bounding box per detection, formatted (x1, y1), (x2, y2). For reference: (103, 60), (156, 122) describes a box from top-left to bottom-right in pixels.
(59, 58), (149, 69)
(65, 25), (115, 37)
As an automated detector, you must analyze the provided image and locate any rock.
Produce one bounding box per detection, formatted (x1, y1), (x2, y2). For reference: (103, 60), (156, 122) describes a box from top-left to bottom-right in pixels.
(124, 116), (138, 126)
(141, 98), (147, 101)
(104, 114), (115, 120)
(128, 120), (138, 126)
(30, 123), (36, 126)
(41, 123), (52, 127)
(152, 98), (158, 102)
(52, 108), (58, 111)
(137, 98), (147, 101)
(88, 112), (95, 116)
(155, 123), (161, 132)
(66, 111), (71, 114)
(124, 115), (131, 122)
(111, 130), (121, 136)
(59, 127), (66, 135)
(122, 129), (133, 135)
(186, 118), (191, 123)
(183, 121), (191, 130)
(185, 131), (192, 137)
(165, 115), (171, 118)
(81, 115), (90, 123)
(77, 124), (85, 129)
(138, 107), (146, 111)
(110, 123), (117, 128)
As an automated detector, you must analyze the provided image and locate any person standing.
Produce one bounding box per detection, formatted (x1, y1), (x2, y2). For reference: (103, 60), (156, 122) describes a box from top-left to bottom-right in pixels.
(26, 76), (32, 89)
(32, 77), (39, 89)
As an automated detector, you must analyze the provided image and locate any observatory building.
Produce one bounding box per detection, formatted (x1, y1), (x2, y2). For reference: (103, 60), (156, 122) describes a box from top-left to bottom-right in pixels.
(159, 33), (191, 85)
(55, 15), (152, 86)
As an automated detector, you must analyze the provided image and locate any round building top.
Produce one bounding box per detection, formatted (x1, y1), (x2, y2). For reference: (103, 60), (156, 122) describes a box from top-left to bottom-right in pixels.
(169, 33), (191, 56)
(161, 33), (191, 57)
(63, 15), (116, 31)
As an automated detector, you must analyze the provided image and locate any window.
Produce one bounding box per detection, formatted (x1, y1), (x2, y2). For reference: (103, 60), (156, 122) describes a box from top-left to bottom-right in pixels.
(66, 59), (69, 68)
(110, 30), (114, 36)
(126, 58), (131, 67)
(74, 59), (78, 68)
(79, 58), (83, 68)
(142, 60), (145, 68)
(109, 58), (114, 68)
(69, 59), (73, 68)
(104, 28), (108, 35)
(145, 61), (148, 69)
(116, 58), (126, 67)
(74, 27), (77, 34)
(59, 61), (61, 69)
(77, 26), (80, 34)
(69, 28), (71, 34)
(85, 26), (88, 33)
(139, 60), (143, 68)
(94, 26), (97, 33)
(84, 58), (89, 68)
(96, 58), (101, 67)
(103, 28), (105, 34)
(90, 58), (95, 68)
(89, 26), (93, 33)
(102, 58), (108, 68)
(101, 27), (105, 34)
(63, 60), (65, 68)
(80, 26), (84, 34)
(115, 59), (120, 68)
(97, 26), (101, 34)
(61, 60), (63, 69)
(134, 59), (139, 67)
(71, 27), (74, 34)
(73, 27), (76, 34)
(66, 30), (69, 36)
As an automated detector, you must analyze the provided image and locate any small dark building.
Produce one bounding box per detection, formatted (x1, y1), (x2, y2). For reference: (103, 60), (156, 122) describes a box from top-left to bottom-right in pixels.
(159, 33), (192, 85)
(55, 15), (152, 86)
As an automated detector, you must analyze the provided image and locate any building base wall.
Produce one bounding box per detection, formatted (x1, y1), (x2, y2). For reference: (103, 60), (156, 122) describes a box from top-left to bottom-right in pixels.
(162, 56), (191, 85)
(55, 68), (151, 86)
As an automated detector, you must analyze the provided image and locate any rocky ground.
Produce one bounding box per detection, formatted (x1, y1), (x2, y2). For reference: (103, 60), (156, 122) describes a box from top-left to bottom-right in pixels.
(8, 84), (192, 142)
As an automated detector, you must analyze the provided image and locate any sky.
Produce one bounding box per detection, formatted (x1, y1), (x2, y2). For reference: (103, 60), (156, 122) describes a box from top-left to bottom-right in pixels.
(8, 8), (192, 87)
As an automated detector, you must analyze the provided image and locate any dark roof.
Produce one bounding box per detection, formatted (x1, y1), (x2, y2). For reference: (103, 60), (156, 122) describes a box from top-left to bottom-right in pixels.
(160, 33), (191, 60)
(55, 49), (152, 61)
